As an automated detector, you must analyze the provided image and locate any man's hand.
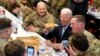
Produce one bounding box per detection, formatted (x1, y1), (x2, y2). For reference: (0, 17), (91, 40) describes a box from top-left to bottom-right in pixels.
(45, 40), (53, 47)
(53, 43), (64, 51)
(44, 25), (51, 34)
(27, 25), (36, 32)
(43, 24), (52, 33)
(65, 45), (78, 56)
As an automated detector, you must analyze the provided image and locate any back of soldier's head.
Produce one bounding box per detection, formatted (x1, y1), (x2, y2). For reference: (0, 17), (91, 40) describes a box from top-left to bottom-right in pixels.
(0, 18), (12, 40)
(4, 40), (25, 56)
(71, 33), (89, 52)
(0, 18), (12, 31)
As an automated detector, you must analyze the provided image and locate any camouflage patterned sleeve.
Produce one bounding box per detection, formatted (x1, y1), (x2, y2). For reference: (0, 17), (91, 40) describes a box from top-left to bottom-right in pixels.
(57, 0), (67, 8)
(47, 14), (56, 23)
(21, 6), (33, 20)
(35, 27), (44, 35)
(51, 0), (59, 8)
(23, 12), (35, 28)
(85, 39), (100, 56)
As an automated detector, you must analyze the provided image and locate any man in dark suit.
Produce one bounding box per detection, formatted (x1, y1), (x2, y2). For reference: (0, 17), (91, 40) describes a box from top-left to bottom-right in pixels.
(45, 23), (72, 43)
(45, 8), (72, 50)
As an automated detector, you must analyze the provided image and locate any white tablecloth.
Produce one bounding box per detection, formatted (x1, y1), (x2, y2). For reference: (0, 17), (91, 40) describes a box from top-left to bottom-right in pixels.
(11, 24), (45, 41)
(0, 6), (44, 40)
(87, 12), (100, 19)
(0, 6), (68, 56)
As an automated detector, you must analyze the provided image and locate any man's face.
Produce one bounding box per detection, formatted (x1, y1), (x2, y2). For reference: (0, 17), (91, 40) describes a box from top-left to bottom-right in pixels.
(70, 18), (80, 33)
(37, 5), (47, 16)
(60, 13), (71, 26)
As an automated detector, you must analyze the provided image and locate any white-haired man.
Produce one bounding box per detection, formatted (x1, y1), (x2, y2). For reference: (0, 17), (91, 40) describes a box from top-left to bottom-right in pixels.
(45, 8), (72, 50)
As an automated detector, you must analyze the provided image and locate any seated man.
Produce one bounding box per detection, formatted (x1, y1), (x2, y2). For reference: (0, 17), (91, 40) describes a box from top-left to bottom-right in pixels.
(45, 8), (72, 50)
(2, 0), (17, 12)
(66, 33), (89, 56)
(0, 18), (12, 56)
(70, 15), (95, 44)
(10, 3), (33, 21)
(67, 33), (100, 56)
(67, 15), (98, 56)
(23, 1), (56, 36)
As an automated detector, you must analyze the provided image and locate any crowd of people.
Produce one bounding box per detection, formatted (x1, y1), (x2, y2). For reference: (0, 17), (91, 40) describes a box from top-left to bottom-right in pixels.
(0, 0), (100, 56)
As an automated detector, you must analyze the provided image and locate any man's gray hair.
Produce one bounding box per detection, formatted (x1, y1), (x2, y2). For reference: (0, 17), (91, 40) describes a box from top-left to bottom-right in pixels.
(61, 8), (72, 16)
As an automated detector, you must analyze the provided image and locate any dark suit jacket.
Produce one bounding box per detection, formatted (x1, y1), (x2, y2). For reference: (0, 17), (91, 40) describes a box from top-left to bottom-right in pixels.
(70, 0), (88, 16)
(45, 24), (72, 43)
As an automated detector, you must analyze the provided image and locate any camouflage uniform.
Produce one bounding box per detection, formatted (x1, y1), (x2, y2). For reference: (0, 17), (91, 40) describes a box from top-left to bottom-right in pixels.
(3, 0), (18, 12)
(69, 30), (95, 45)
(68, 30), (96, 56)
(83, 30), (96, 44)
(0, 39), (7, 56)
(0, 0), (11, 11)
(85, 39), (100, 56)
(21, 6), (33, 21)
(94, 0), (100, 8)
(17, 0), (32, 9)
(23, 11), (55, 35)
(0, 0), (5, 7)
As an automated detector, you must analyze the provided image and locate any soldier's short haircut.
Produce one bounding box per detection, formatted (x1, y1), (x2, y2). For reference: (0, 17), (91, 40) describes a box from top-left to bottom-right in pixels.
(73, 15), (86, 24)
(0, 18), (12, 30)
(4, 40), (25, 56)
(71, 33), (89, 52)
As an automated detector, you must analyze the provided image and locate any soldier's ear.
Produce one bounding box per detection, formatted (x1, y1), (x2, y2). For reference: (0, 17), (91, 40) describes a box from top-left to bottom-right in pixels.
(4, 28), (10, 34)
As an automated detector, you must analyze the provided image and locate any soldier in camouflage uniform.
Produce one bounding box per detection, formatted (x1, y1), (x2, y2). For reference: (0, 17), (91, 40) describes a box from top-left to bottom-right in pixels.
(68, 34), (100, 56)
(68, 15), (96, 56)
(69, 15), (95, 44)
(4, 0), (17, 12)
(21, 6), (34, 21)
(67, 33), (89, 56)
(17, 0), (32, 9)
(0, 18), (12, 56)
(23, 1), (56, 36)
(10, 3), (33, 21)
(84, 39), (100, 56)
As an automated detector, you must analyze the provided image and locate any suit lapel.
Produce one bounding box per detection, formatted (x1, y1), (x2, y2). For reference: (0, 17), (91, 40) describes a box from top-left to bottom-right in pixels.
(58, 25), (63, 39)
(62, 25), (71, 39)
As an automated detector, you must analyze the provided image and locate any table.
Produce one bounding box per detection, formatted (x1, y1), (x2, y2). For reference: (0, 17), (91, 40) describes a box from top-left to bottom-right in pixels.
(0, 6), (68, 56)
